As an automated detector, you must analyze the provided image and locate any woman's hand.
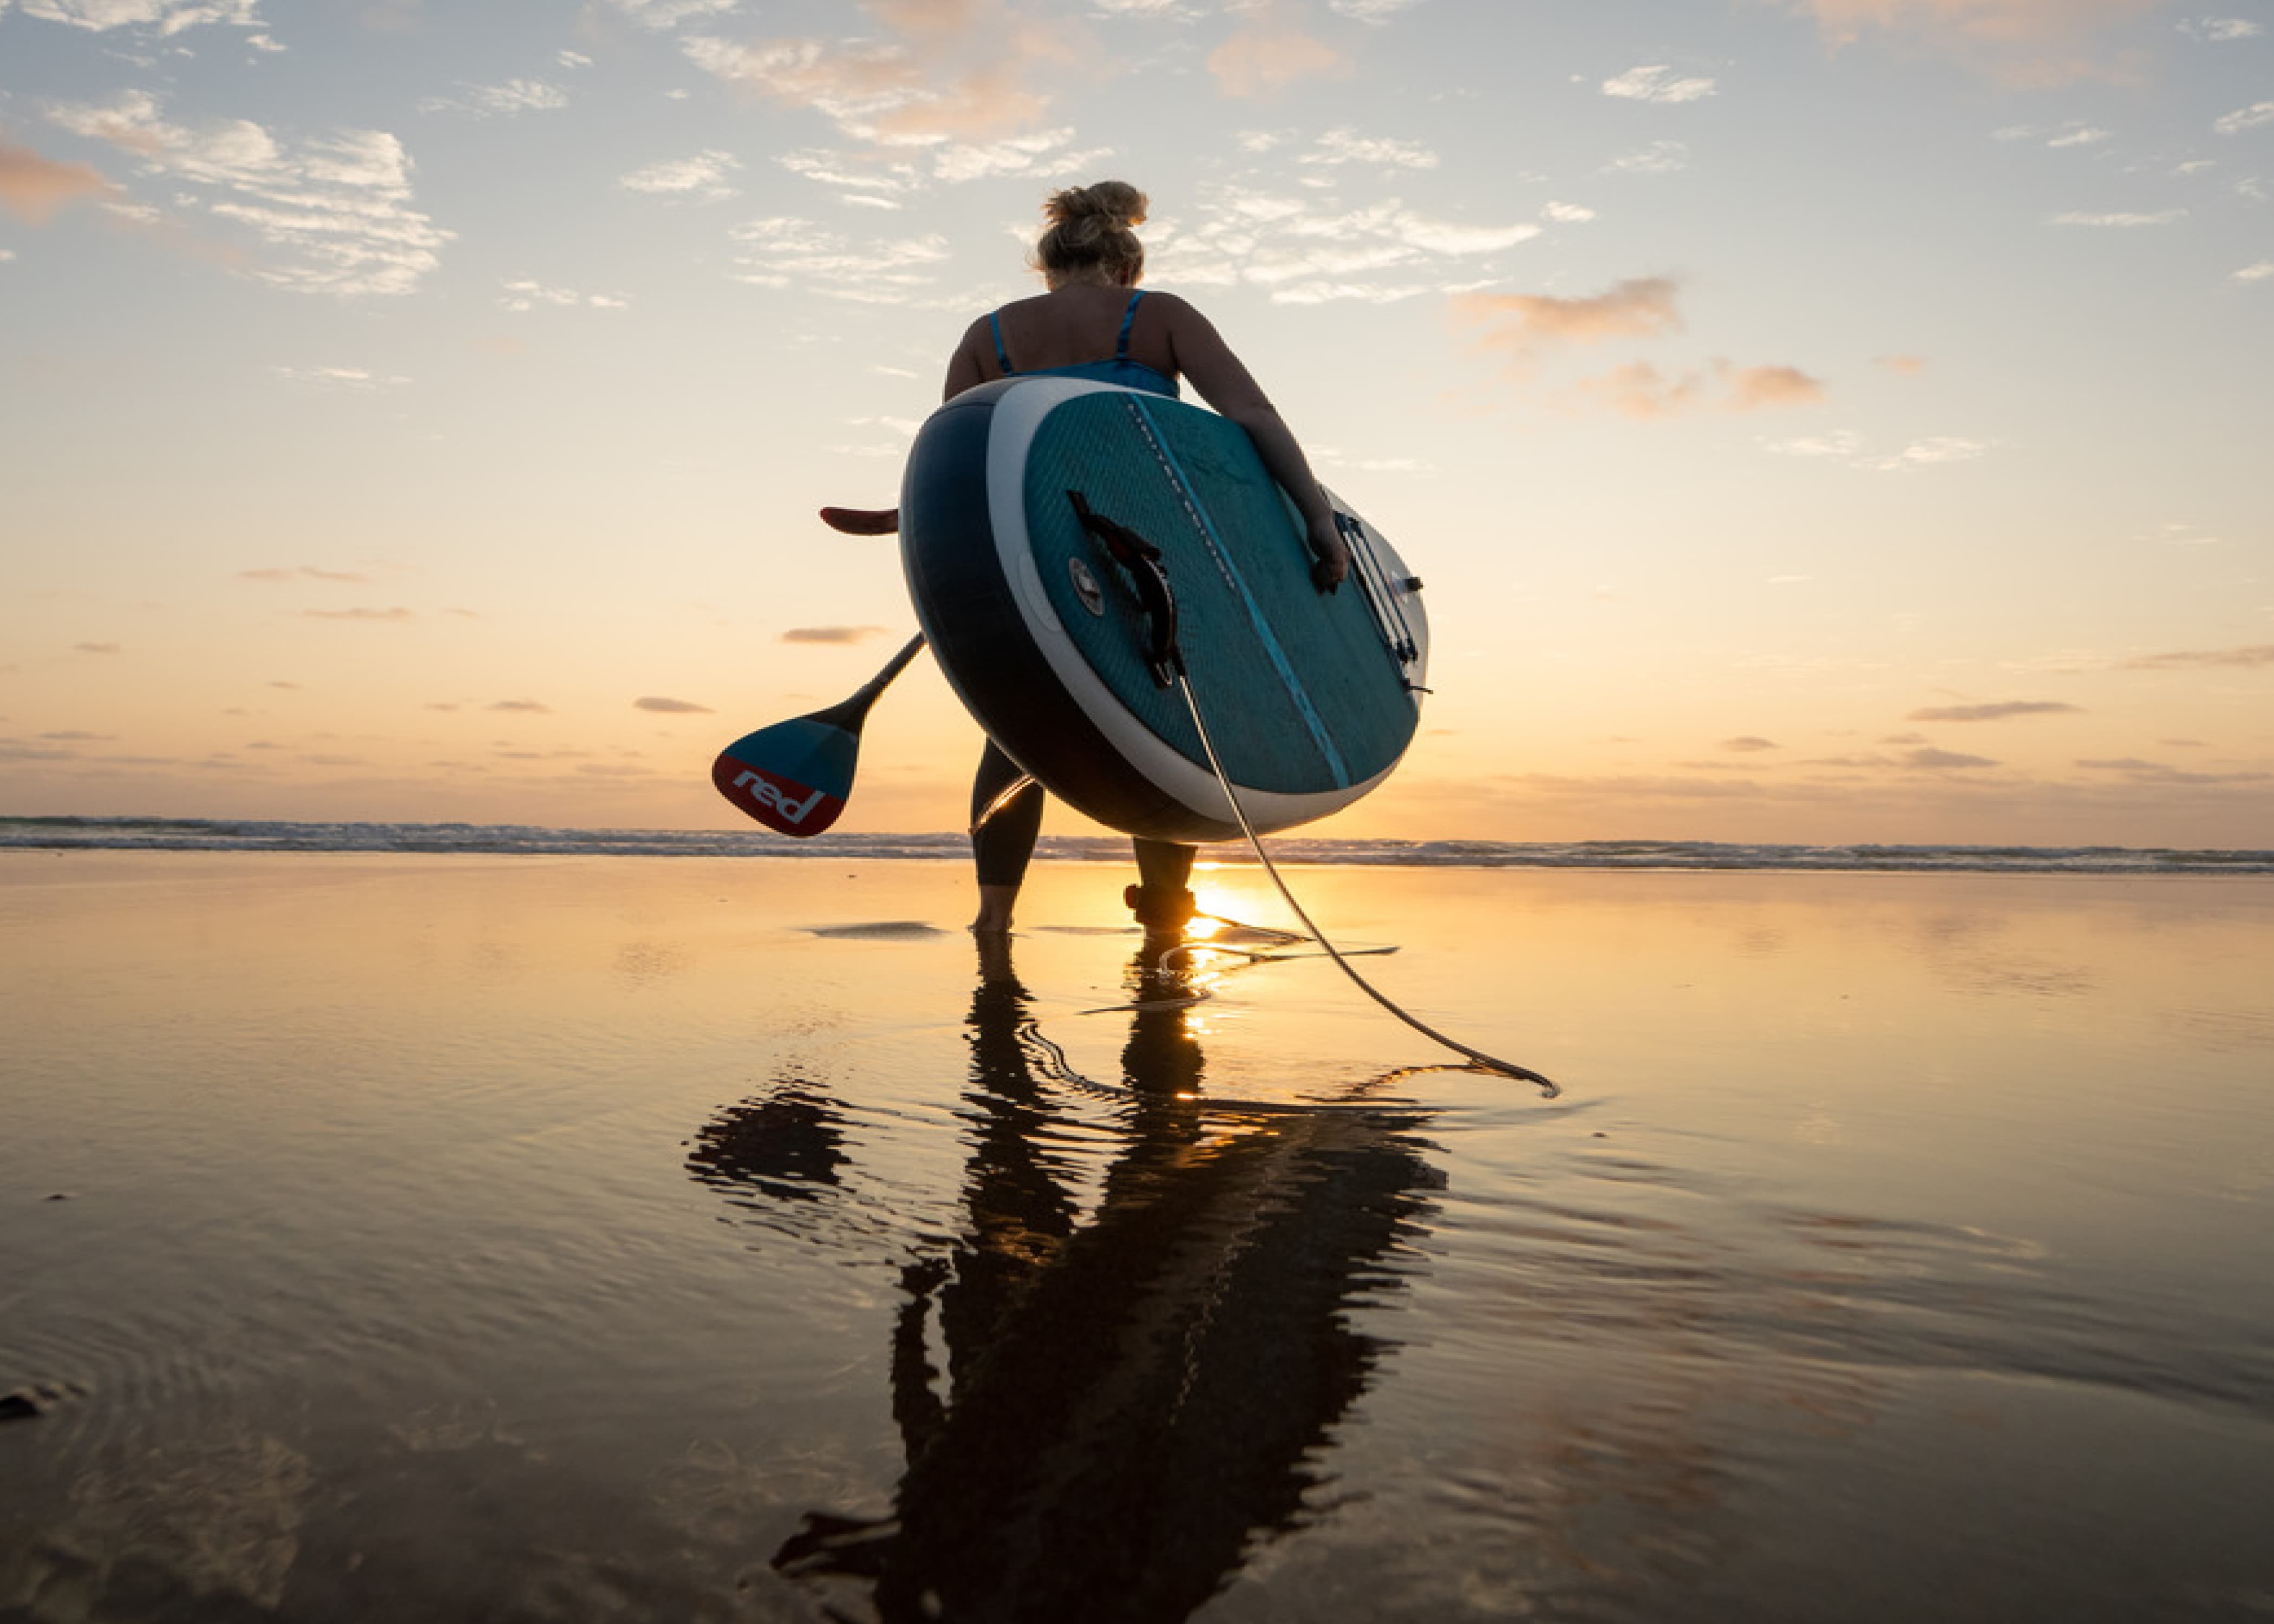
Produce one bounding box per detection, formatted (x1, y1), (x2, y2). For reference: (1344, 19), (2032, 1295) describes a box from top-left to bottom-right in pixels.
(819, 506), (900, 535)
(1308, 525), (1351, 594)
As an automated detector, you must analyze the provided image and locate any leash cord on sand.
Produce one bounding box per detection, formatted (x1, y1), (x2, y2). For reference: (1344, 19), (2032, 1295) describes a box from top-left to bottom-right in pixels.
(1175, 670), (1559, 1097)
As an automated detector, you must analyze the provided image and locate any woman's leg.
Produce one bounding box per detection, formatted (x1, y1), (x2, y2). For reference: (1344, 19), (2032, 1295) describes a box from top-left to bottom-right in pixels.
(970, 741), (1044, 932)
(1126, 839), (1197, 939)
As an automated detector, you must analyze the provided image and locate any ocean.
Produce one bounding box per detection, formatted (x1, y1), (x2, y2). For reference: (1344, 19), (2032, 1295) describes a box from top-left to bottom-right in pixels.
(4, 813), (2270, 874)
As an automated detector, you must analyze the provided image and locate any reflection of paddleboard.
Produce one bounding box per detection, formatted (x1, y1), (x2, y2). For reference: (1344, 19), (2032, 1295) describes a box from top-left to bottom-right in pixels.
(901, 377), (1429, 843)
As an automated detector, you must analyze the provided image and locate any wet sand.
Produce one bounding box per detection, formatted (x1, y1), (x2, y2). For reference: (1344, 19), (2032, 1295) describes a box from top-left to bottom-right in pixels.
(3, 852), (2272, 1621)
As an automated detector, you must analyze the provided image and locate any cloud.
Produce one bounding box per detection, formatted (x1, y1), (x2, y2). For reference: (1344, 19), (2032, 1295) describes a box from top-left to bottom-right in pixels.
(597, 0), (738, 27)
(1452, 279), (1820, 412)
(1783, 0), (2171, 86)
(1721, 736), (1780, 751)
(684, 2), (1092, 146)
(1573, 359), (1826, 418)
(1727, 364), (1826, 409)
(2075, 757), (2271, 785)
(619, 150), (741, 201)
(1907, 700), (2082, 721)
(271, 365), (410, 388)
(1903, 746), (1999, 769)
(1995, 121), (2112, 147)
(1762, 430), (1990, 469)
(1542, 200), (1596, 222)
(930, 128), (1112, 184)
(2121, 643), (2274, 669)
(1210, 16), (1350, 97)
(0, 141), (117, 224)
(1875, 353), (1927, 373)
(75, 642), (122, 654)
(499, 279), (629, 311)
(8, 0), (263, 36)
(2216, 101), (2274, 135)
(1156, 187), (1539, 304)
(44, 91), (450, 296)
(2234, 261), (2274, 282)
(729, 217), (948, 300)
(240, 565), (374, 581)
(782, 625), (891, 644)
(2049, 209), (2186, 226)
(304, 607), (414, 620)
(1450, 276), (1683, 363)
(633, 696), (713, 713)
(2179, 16), (2260, 40)
(1329, 0), (1424, 19)
(1884, 435), (1989, 466)
(1300, 129), (1439, 169)
(1603, 140), (1691, 175)
(423, 80), (571, 117)
(1602, 65), (1718, 103)
(488, 699), (551, 713)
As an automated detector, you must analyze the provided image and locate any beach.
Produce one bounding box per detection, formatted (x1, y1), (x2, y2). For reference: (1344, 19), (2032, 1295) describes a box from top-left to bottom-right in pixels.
(4, 850), (2272, 1622)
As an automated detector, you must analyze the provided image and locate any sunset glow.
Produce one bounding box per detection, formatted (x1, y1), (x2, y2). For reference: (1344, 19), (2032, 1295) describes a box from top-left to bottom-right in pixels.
(4, 0), (2268, 846)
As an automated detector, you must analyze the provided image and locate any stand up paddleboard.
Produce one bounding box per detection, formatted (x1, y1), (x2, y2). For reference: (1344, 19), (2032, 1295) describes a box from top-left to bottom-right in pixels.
(901, 377), (1429, 843)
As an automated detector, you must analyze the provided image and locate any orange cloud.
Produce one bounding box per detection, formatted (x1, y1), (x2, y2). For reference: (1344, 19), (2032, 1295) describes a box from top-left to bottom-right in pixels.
(1783, 0), (2172, 83)
(1728, 364), (1827, 409)
(1208, 17), (1350, 98)
(2122, 644), (2274, 670)
(1450, 276), (1683, 366)
(1577, 359), (1826, 418)
(0, 141), (115, 225)
(1907, 700), (2081, 721)
(782, 625), (891, 645)
(688, 0), (1089, 144)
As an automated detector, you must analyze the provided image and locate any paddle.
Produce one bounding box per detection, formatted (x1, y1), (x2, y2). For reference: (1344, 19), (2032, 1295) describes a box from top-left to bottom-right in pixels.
(818, 505), (900, 536)
(712, 633), (927, 836)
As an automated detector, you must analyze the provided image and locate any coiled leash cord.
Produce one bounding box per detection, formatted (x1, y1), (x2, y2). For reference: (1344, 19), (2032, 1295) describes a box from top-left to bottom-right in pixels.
(1069, 483), (1558, 1097)
(1174, 670), (1559, 1098)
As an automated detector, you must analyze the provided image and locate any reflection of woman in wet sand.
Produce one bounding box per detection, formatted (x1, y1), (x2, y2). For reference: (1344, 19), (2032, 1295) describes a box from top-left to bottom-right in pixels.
(700, 940), (1440, 1623)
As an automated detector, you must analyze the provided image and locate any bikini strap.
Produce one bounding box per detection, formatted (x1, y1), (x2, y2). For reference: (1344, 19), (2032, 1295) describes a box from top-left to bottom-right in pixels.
(989, 311), (1016, 377)
(1114, 290), (1146, 361)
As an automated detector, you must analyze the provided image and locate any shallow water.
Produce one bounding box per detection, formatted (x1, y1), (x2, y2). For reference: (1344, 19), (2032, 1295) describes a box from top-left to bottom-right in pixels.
(3, 854), (2271, 1622)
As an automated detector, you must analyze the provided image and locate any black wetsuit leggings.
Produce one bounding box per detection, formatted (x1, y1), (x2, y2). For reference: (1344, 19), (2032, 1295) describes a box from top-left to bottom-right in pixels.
(970, 740), (1194, 896)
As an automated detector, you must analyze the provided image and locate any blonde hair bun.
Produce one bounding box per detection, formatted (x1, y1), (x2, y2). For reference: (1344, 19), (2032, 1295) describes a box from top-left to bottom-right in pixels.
(1044, 181), (1148, 232)
(1034, 181), (1149, 285)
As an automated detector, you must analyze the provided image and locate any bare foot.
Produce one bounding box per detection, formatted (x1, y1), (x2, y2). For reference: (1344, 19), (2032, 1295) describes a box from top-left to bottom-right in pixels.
(971, 883), (1018, 935)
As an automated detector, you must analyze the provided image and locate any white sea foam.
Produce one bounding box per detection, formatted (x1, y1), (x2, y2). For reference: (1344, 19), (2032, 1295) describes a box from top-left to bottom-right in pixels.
(4, 817), (2270, 874)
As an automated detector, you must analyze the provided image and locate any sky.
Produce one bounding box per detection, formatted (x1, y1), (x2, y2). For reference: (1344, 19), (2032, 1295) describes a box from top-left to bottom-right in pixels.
(2, 0), (2270, 848)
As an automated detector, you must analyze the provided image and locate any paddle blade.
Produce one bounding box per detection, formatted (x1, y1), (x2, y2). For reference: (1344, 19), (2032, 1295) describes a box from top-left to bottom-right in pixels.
(713, 715), (859, 836)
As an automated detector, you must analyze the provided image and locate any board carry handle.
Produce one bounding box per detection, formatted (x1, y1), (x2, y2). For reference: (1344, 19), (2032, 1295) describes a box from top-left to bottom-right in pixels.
(1335, 509), (1422, 670)
(1067, 489), (1185, 689)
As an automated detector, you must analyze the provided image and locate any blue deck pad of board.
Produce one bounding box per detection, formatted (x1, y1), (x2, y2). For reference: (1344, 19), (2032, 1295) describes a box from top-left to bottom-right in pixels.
(1018, 392), (1414, 798)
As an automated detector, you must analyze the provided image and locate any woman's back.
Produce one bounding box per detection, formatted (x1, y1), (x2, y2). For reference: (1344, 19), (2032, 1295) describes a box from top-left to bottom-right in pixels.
(979, 284), (1181, 390)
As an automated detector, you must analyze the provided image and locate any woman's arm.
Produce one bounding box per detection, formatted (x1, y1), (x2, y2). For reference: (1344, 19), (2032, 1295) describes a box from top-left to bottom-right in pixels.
(943, 319), (990, 402)
(1159, 296), (1349, 591)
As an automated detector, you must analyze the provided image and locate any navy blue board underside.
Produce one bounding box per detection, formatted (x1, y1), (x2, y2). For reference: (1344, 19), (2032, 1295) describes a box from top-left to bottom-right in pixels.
(901, 378), (1421, 842)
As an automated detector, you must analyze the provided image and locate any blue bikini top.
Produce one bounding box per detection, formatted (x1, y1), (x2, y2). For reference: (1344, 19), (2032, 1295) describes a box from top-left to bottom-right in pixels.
(989, 290), (1180, 398)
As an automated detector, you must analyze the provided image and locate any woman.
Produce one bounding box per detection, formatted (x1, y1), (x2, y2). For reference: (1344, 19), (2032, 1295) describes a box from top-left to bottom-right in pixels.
(826, 181), (1349, 939)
